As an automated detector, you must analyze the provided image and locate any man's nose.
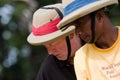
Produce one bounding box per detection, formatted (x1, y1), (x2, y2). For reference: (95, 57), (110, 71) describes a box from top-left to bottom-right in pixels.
(46, 44), (54, 54)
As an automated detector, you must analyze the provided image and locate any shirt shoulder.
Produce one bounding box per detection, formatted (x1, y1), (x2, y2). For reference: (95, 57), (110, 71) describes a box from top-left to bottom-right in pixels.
(74, 44), (92, 69)
(75, 44), (90, 58)
(40, 55), (57, 72)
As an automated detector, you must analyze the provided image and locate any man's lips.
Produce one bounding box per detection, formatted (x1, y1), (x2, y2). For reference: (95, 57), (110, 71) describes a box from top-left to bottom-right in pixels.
(80, 34), (91, 43)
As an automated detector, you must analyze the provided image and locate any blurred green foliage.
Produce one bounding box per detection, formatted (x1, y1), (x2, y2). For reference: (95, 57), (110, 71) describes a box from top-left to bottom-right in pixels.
(0, 0), (119, 80)
(0, 0), (60, 80)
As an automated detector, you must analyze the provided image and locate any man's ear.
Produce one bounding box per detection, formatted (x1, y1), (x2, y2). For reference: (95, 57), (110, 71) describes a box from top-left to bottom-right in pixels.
(69, 33), (74, 39)
(96, 11), (104, 22)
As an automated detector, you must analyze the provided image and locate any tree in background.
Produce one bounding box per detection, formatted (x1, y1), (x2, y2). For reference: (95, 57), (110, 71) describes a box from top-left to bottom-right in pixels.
(0, 0), (61, 80)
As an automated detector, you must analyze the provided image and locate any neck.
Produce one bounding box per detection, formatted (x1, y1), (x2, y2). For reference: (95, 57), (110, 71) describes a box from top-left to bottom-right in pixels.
(95, 26), (118, 49)
(68, 57), (74, 64)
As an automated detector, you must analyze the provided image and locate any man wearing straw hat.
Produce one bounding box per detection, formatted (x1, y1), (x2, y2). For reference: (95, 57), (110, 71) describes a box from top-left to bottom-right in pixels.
(27, 3), (84, 80)
(57, 0), (120, 80)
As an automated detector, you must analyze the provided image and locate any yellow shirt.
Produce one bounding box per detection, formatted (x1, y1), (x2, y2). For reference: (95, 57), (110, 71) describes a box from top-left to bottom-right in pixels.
(74, 27), (120, 80)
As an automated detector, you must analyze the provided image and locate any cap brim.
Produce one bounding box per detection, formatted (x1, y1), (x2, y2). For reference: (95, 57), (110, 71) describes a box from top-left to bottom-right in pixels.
(27, 25), (75, 46)
(57, 0), (118, 29)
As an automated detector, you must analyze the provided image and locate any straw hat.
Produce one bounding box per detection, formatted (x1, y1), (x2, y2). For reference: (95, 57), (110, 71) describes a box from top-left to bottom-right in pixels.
(62, 0), (74, 8)
(57, 0), (118, 29)
(27, 3), (75, 46)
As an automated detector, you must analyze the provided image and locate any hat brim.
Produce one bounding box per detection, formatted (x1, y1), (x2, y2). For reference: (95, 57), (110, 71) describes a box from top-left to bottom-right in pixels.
(27, 25), (75, 46)
(57, 0), (118, 29)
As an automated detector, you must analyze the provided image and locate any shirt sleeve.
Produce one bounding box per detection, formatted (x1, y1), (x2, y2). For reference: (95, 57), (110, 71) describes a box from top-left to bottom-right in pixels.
(74, 47), (90, 80)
